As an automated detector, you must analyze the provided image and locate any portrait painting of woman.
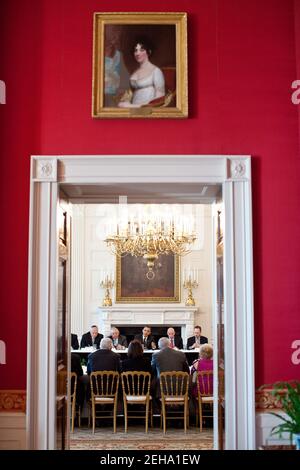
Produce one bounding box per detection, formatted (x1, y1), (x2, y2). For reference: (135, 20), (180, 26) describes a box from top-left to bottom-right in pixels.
(117, 37), (166, 109)
(92, 13), (188, 118)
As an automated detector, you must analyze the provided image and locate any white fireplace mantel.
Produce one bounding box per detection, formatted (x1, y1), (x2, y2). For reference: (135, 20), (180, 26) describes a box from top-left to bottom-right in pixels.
(95, 305), (198, 345)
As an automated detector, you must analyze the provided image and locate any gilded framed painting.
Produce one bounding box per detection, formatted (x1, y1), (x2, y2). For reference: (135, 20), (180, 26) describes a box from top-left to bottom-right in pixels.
(116, 254), (180, 302)
(92, 12), (188, 118)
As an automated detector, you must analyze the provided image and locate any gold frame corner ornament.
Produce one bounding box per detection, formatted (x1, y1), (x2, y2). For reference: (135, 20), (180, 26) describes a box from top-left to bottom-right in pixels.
(92, 12), (188, 119)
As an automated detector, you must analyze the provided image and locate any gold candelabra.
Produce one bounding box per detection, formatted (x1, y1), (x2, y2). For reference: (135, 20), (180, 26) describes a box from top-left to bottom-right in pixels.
(183, 269), (199, 306)
(100, 273), (114, 307)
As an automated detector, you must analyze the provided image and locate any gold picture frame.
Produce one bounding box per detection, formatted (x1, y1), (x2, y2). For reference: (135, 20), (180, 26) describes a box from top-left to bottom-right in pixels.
(92, 12), (188, 118)
(116, 254), (180, 302)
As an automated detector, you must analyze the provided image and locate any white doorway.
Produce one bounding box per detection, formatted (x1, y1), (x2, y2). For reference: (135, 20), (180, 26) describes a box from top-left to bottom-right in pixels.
(26, 155), (255, 450)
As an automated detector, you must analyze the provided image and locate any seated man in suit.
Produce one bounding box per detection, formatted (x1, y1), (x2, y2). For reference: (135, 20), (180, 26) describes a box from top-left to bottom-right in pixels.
(187, 325), (208, 350)
(71, 333), (79, 350)
(135, 325), (156, 350)
(109, 326), (127, 350)
(166, 327), (183, 350)
(80, 325), (103, 349)
(151, 337), (189, 378)
(87, 337), (121, 374)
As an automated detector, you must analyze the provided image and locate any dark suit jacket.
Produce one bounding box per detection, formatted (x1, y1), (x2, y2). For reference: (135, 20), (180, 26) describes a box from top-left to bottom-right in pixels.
(71, 353), (83, 377)
(134, 334), (156, 350)
(109, 334), (128, 348)
(87, 349), (121, 375)
(121, 356), (152, 375)
(71, 333), (79, 350)
(186, 335), (208, 349)
(168, 336), (183, 350)
(80, 332), (103, 349)
(151, 347), (189, 377)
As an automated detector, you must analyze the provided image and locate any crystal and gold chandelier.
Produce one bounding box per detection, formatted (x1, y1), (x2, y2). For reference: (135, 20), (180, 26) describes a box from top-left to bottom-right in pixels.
(104, 203), (196, 279)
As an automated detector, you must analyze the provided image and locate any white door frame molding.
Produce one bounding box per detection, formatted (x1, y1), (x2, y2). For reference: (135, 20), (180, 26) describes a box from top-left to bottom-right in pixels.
(27, 155), (255, 450)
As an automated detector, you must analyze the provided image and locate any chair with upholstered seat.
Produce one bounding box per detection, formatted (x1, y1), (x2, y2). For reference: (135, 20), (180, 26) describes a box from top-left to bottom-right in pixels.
(196, 370), (214, 432)
(89, 371), (119, 433)
(121, 371), (152, 433)
(159, 371), (189, 434)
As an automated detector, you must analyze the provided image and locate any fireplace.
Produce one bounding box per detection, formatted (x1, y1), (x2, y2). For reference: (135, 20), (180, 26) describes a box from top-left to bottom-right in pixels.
(114, 325), (182, 346)
(95, 305), (198, 349)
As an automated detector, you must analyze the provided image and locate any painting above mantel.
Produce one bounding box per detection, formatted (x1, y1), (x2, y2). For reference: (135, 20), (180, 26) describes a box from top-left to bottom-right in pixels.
(116, 253), (180, 303)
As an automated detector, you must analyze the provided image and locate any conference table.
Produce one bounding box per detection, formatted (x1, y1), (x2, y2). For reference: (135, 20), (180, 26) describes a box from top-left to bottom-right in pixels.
(72, 347), (200, 366)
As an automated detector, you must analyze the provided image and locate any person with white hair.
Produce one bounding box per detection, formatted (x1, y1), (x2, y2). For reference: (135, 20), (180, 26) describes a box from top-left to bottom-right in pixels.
(87, 337), (121, 374)
(109, 326), (128, 350)
(166, 327), (183, 350)
(80, 325), (103, 349)
(151, 337), (189, 378)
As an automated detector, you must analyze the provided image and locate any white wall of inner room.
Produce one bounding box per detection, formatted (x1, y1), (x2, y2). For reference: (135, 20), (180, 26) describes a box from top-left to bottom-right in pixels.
(71, 203), (213, 345)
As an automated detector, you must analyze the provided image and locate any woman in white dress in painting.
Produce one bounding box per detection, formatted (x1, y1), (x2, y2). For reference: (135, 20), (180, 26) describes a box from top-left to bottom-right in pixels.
(118, 38), (165, 108)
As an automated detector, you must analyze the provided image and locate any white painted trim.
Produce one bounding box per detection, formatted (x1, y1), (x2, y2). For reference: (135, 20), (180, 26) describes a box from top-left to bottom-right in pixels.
(223, 179), (255, 449)
(27, 155), (255, 449)
(223, 182), (237, 448)
(211, 206), (219, 449)
(0, 413), (26, 450)
(71, 205), (85, 337)
(256, 411), (294, 448)
(26, 171), (59, 449)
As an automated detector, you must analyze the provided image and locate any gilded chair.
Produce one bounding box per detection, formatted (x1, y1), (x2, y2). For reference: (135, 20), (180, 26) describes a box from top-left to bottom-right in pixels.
(159, 371), (189, 434)
(89, 371), (119, 433)
(196, 370), (214, 432)
(70, 372), (78, 433)
(121, 371), (152, 433)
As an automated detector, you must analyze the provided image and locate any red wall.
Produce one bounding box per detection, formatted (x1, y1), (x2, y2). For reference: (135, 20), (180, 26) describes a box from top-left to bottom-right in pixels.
(1, 0), (300, 389)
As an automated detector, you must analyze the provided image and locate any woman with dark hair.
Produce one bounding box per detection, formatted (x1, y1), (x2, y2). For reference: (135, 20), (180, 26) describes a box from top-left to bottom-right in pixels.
(121, 339), (152, 374)
(118, 37), (165, 108)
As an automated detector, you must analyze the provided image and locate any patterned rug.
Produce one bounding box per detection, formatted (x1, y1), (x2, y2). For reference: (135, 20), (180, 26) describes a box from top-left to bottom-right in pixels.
(70, 426), (213, 450)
